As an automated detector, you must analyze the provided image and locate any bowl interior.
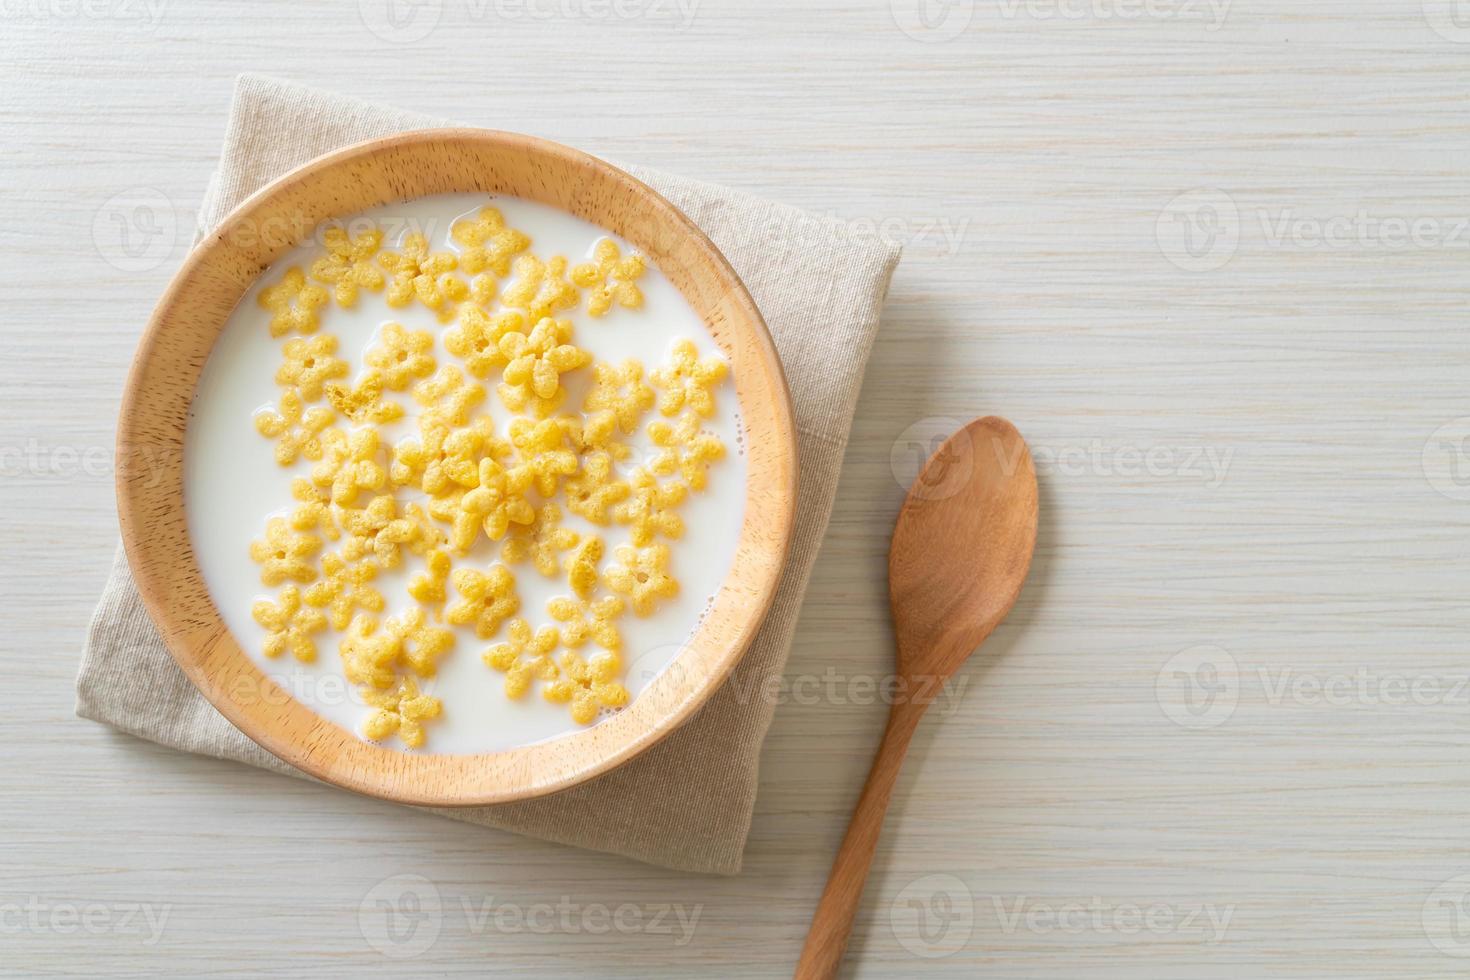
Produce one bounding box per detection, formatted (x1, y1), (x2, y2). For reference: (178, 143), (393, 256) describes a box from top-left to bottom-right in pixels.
(116, 129), (797, 806)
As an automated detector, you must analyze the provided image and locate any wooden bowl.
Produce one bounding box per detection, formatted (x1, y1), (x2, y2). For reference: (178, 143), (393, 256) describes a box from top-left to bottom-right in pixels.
(116, 129), (797, 806)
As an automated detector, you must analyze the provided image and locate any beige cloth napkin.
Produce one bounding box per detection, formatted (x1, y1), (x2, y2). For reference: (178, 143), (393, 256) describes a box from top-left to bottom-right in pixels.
(76, 74), (899, 875)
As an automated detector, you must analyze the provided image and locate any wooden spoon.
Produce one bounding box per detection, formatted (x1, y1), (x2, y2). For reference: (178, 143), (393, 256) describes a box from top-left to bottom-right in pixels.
(794, 416), (1039, 979)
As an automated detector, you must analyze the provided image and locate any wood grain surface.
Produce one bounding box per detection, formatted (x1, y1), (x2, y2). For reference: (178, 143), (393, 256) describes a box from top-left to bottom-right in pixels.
(4, 1), (1470, 976)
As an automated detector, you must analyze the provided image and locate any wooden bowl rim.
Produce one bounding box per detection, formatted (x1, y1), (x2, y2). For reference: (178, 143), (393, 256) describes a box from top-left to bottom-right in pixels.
(116, 128), (797, 806)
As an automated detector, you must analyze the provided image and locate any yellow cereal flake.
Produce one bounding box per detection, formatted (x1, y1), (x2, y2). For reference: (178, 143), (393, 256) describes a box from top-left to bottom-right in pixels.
(603, 543), (678, 617)
(310, 226), (385, 308)
(544, 649), (629, 724)
(275, 334), (349, 400)
(451, 206), (530, 278)
(413, 365), (487, 429)
(249, 517), (321, 587)
(288, 477), (339, 541)
(557, 409), (631, 462)
(502, 254), (579, 322)
(340, 495), (419, 569)
(339, 614), (401, 690)
(444, 305), (524, 379)
(565, 536), (604, 600)
(408, 548), (452, 611)
(483, 617), (560, 699)
(563, 451), (630, 525)
(379, 232), (465, 320)
(547, 594), (624, 651)
(251, 585), (328, 663)
(312, 427), (387, 507)
(254, 390), (335, 466)
(570, 238), (646, 317)
(614, 468), (687, 546)
(584, 359), (655, 434)
(440, 458), (536, 552)
(364, 322), (436, 390)
(258, 266), (330, 338)
(497, 317), (591, 417)
(387, 606), (455, 678)
(650, 338), (728, 418)
(324, 369), (404, 426)
(446, 564), (520, 639)
(362, 677), (441, 748)
(501, 503), (580, 577)
(648, 412), (727, 491)
(507, 416), (579, 495)
(305, 552), (385, 630)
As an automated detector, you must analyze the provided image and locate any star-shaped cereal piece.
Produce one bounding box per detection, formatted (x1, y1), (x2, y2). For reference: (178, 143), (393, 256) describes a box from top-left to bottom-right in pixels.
(340, 495), (419, 569)
(312, 427), (387, 507)
(362, 677), (442, 749)
(603, 542), (678, 617)
(613, 468), (687, 546)
(258, 266), (329, 338)
(482, 617), (560, 699)
(364, 322), (436, 391)
(378, 232), (467, 321)
(338, 614), (402, 690)
(413, 365), (487, 429)
(544, 649), (630, 724)
(570, 238), (646, 317)
(444, 457), (535, 551)
(583, 359), (655, 434)
(287, 477), (339, 541)
(408, 548), (452, 612)
(304, 551), (385, 630)
(325, 369), (404, 426)
(254, 390), (335, 466)
(309, 226), (385, 308)
(402, 501), (446, 556)
(648, 412), (727, 492)
(507, 416), (580, 496)
(496, 317), (591, 417)
(249, 517), (322, 587)
(546, 594), (624, 651)
(501, 254), (579, 322)
(274, 334), (349, 400)
(563, 451), (630, 525)
(501, 503), (580, 577)
(444, 306), (524, 379)
(251, 585), (328, 663)
(559, 409), (630, 461)
(387, 606), (455, 678)
(446, 564), (520, 639)
(452, 205), (531, 278)
(650, 339), (728, 418)
(564, 536), (604, 600)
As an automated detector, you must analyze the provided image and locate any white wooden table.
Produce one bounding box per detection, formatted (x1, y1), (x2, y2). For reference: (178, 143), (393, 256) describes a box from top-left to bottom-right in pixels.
(4, 2), (1470, 976)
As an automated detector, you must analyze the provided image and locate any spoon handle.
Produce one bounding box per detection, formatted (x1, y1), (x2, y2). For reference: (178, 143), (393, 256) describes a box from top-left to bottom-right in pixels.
(795, 700), (929, 979)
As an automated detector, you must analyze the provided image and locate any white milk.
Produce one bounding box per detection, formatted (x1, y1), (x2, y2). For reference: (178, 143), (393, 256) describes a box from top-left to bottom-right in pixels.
(184, 193), (747, 753)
